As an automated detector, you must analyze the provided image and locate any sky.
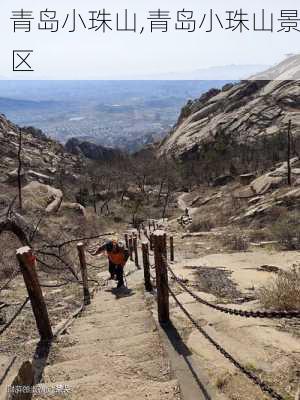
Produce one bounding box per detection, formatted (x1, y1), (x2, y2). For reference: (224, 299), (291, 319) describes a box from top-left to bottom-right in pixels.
(0, 0), (300, 79)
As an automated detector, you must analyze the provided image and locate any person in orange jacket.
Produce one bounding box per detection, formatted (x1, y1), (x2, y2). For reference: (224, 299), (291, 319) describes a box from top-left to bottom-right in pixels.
(91, 239), (129, 289)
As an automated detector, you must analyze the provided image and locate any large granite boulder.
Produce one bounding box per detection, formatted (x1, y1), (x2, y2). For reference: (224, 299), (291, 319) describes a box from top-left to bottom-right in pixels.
(23, 181), (63, 213)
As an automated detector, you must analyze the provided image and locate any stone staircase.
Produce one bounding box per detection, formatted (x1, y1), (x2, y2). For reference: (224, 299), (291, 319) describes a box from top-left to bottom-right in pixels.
(33, 269), (181, 400)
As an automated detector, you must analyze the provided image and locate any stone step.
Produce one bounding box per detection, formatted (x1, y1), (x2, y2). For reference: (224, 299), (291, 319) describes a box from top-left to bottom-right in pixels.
(33, 376), (180, 400)
(87, 298), (147, 315)
(44, 354), (171, 384)
(69, 318), (157, 343)
(51, 334), (163, 364)
(76, 308), (152, 328)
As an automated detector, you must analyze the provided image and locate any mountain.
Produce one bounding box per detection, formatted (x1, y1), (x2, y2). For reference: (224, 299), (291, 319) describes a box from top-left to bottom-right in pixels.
(65, 138), (123, 161)
(0, 80), (231, 152)
(0, 97), (59, 112)
(159, 56), (300, 161)
(137, 64), (269, 80)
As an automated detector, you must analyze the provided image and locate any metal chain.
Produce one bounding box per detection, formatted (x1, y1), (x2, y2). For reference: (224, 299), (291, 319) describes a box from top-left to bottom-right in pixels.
(167, 285), (284, 400)
(0, 297), (30, 336)
(166, 261), (300, 320)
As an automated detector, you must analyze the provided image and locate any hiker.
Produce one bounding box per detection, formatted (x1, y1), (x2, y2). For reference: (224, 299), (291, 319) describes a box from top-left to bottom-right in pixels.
(90, 239), (129, 289)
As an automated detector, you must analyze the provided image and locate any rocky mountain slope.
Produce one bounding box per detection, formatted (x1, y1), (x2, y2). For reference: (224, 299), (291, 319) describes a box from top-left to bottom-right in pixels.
(0, 116), (81, 187)
(65, 137), (123, 161)
(159, 56), (300, 160)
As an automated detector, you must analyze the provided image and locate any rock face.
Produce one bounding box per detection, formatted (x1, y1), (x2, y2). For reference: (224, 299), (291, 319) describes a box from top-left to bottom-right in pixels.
(65, 138), (123, 161)
(159, 56), (300, 160)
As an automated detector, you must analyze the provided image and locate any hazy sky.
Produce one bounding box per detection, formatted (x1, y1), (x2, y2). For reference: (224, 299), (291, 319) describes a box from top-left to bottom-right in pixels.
(0, 0), (300, 79)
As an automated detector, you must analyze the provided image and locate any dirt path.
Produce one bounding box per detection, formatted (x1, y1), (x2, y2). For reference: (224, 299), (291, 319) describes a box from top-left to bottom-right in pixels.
(158, 222), (300, 400)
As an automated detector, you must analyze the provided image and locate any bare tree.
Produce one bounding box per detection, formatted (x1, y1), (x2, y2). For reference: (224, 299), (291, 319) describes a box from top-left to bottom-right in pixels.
(287, 119), (292, 186)
(17, 129), (23, 211)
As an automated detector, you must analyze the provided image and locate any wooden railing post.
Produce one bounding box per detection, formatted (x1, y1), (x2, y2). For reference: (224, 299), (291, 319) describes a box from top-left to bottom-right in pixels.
(163, 233), (168, 259)
(124, 233), (129, 249)
(16, 246), (53, 341)
(133, 236), (140, 269)
(153, 230), (169, 324)
(142, 241), (152, 292)
(128, 237), (133, 261)
(77, 243), (91, 305)
(150, 234), (154, 251)
(170, 236), (174, 262)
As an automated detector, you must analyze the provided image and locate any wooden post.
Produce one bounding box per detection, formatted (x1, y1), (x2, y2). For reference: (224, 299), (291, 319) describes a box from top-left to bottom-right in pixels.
(128, 237), (133, 261)
(153, 230), (169, 324)
(77, 243), (91, 305)
(170, 236), (174, 262)
(163, 233), (168, 259)
(133, 236), (140, 269)
(138, 227), (141, 240)
(150, 234), (154, 251)
(142, 242), (152, 292)
(16, 246), (53, 341)
(124, 233), (129, 249)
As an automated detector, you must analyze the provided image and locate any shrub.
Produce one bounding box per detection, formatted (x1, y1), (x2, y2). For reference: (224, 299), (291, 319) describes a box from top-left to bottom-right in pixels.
(248, 229), (269, 243)
(189, 216), (215, 232)
(258, 265), (300, 311)
(222, 229), (249, 251)
(270, 212), (300, 250)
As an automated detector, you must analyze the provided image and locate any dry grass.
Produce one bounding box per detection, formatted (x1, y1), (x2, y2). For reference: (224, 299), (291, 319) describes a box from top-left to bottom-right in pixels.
(258, 265), (300, 311)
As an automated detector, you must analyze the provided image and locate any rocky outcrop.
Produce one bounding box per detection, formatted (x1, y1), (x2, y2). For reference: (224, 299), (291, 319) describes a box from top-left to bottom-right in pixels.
(22, 181), (63, 213)
(0, 114), (84, 187)
(159, 56), (300, 160)
(60, 202), (86, 216)
(65, 138), (123, 161)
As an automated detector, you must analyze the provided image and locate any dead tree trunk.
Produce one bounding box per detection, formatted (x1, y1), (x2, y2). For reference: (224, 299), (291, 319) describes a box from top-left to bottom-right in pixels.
(92, 183), (97, 214)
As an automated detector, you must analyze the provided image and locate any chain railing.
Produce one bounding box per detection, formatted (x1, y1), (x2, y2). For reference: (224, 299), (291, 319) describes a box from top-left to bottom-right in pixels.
(167, 284), (284, 400)
(143, 228), (298, 400)
(0, 297), (30, 337)
(167, 263), (300, 319)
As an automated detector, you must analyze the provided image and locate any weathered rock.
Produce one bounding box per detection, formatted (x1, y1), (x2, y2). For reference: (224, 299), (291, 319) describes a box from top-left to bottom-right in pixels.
(239, 173), (256, 186)
(27, 170), (53, 183)
(60, 202), (86, 216)
(250, 174), (285, 195)
(233, 186), (256, 199)
(248, 196), (264, 205)
(213, 175), (234, 187)
(277, 188), (300, 202)
(23, 181), (63, 213)
(5, 168), (26, 184)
